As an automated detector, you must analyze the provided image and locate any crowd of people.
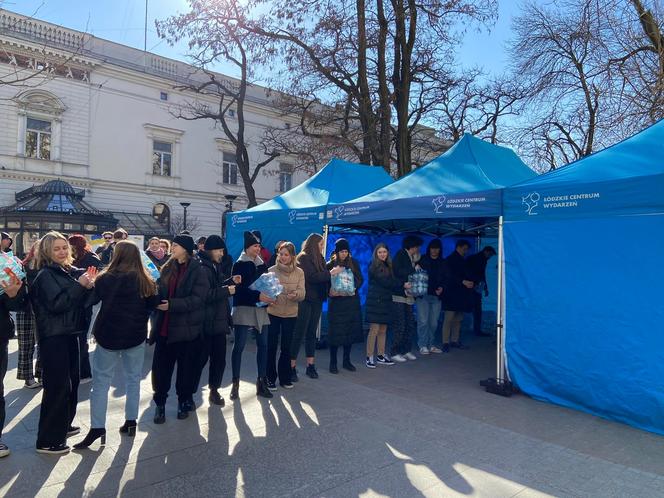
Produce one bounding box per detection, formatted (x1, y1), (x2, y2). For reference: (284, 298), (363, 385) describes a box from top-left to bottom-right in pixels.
(0, 228), (494, 457)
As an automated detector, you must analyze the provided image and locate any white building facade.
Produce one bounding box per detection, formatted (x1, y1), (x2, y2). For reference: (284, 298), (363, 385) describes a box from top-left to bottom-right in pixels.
(0, 10), (305, 254)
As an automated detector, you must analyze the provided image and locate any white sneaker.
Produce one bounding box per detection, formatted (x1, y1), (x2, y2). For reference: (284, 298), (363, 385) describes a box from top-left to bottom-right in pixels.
(429, 346), (443, 354)
(419, 347), (430, 355)
(391, 354), (407, 363)
(404, 352), (417, 361)
(0, 441), (9, 458)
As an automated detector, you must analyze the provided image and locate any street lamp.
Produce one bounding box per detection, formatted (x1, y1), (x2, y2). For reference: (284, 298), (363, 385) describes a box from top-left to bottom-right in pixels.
(222, 194), (238, 238)
(179, 202), (191, 232)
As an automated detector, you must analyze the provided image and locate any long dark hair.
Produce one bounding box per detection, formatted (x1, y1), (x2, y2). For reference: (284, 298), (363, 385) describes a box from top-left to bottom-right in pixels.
(297, 233), (325, 272)
(370, 242), (393, 275)
(159, 251), (191, 286)
(97, 241), (156, 298)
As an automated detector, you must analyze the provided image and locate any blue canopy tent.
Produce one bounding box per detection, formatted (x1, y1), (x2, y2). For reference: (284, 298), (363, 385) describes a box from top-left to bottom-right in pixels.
(328, 134), (536, 234)
(225, 158), (393, 257)
(503, 120), (664, 435)
(327, 135), (537, 380)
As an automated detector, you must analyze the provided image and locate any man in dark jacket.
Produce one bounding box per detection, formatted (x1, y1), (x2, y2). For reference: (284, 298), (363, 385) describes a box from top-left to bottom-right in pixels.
(390, 235), (422, 362)
(466, 246), (496, 337)
(193, 235), (238, 406)
(100, 228), (128, 266)
(416, 239), (447, 354)
(0, 275), (25, 457)
(441, 239), (474, 352)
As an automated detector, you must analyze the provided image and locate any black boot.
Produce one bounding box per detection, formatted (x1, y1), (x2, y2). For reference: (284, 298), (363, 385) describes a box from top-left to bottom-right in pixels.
(177, 401), (189, 420)
(343, 345), (356, 371)
(329, 346), (339, 374)
(73, 428), (106, 449)
(306, 364), (319, 379)
(256, 377), (274, 398)
(119, 420), (137, 437)
(154, 405), (166, 424)
(209, 389), (225, 406)
(230, 378), (240, 401)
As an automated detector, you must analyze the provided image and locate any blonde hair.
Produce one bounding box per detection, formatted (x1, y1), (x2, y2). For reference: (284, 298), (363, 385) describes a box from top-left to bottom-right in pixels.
(278, 241), (297, 268)
(36, 231), (73, 269)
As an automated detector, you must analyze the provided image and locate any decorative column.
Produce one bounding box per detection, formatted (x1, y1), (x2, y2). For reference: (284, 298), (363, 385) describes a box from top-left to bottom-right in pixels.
(52, 117), (62, 161)
(16, 110), (26, 157)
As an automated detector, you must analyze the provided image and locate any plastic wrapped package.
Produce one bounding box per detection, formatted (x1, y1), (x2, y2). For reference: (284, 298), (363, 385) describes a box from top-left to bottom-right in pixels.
(140, 250), (161, 281)
(250, 272), (284, 307)
(0, 251), (26, 296)
(331, 268), (355, 296)
(406, 269), (428, 298)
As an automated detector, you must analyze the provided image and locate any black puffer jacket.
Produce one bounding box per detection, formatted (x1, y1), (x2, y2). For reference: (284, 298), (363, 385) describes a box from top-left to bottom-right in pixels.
(365, 262), (401, 325)
(392, 249), (416, 297)
(326, 258), (364, 346)
(31, 264), (93, 340)
(150, 258), (209, 344)
(75, 251), (102, 271)
(198, 251), (233, 336)
(297, 253), (330, 303)
(0, 284), (27, 342)
(418, 254), (448, 297)
(92, 272), (160, 350)
(231, 254), (268, 308)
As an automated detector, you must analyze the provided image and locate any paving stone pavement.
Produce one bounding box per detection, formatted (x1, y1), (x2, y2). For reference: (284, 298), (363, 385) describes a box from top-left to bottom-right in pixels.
(1, 335), (664, 498)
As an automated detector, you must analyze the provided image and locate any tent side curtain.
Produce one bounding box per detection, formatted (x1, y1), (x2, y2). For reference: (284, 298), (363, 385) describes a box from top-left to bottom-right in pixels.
(504, 213), (664, 435)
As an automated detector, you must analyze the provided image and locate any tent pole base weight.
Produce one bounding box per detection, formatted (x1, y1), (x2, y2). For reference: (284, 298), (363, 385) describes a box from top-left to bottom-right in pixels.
(480, 378), (515, 397)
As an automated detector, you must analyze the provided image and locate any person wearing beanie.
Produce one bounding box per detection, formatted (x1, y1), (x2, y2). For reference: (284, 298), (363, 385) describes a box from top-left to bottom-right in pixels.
(390, 234), (423, 363)
(266, 241), (305, 390)
(416, 239), (447, 355)
(191, 234), (239, 407)
(326, 238), (364, 374)
(1, 232), (12, 253)
(150, 233), (209, 423)
(230, 231), (274, 400)
(68, 235), (102, 383)
(251, 231), (272, 267)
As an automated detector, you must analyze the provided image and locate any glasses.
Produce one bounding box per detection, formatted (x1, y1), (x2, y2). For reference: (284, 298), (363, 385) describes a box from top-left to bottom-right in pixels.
(104, 237), (112, 240)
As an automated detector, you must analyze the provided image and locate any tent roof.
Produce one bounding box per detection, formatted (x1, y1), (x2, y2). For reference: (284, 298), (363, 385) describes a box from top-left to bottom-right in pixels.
(345, 134), (536, 204)
(505, 119), (664, 221)
(514, 119), (664, 189)
(246, 158), (393, 213)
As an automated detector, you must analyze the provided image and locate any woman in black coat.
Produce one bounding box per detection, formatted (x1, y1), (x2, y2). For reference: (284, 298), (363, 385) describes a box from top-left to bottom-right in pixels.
(290, 233), (332, 381)
(150, 234), (209, 423)
(74, 241), (160, 449)
(365, 243), (404, 368)
(192, 235), (238, 407)
(31, 232), (97, 455)
(326, 238), (363, 373)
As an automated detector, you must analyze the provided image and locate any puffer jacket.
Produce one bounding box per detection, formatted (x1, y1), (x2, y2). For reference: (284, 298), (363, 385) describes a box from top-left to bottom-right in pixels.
(198, 251), (233, 336)
(0, 283), (26, 342)
(150, 258), (210, 344)
(267, 262), (305, 318)
(365, 262), (401, 325)
(31, 264), (94, 340)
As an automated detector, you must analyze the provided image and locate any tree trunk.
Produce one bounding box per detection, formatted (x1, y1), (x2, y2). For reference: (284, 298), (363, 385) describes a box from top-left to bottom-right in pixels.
(376, 0), (392, 172)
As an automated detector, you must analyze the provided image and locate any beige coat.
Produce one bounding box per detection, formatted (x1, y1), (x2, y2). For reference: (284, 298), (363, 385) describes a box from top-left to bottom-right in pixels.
(267, 262), (306, 318)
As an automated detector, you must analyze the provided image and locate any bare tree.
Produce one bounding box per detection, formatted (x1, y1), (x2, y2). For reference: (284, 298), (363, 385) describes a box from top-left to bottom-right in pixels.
(508, 0), (618, 170)
(170, 213), (201, 235)
(156, 1), (280, 207)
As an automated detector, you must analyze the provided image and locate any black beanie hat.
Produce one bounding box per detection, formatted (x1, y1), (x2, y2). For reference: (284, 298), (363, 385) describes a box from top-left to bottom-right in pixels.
(428, 239), (442, 250)
(204, 234), (226, 251)
(334, 238), (350, 253)
(251, 230), (262, 243)
(0, 232), (9, 241)
(173, 234), (195, 255)
(244, 231), (261, 250)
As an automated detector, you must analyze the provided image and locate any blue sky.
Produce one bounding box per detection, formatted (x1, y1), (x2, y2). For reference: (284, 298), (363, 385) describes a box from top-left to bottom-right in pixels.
(6, 0), (517, 78)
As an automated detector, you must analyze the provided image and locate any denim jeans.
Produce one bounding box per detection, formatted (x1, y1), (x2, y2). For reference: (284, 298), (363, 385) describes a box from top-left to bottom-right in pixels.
(232, 325), (268, 379)
(91, 343), (145, 428)
(416, 295), (441, 349)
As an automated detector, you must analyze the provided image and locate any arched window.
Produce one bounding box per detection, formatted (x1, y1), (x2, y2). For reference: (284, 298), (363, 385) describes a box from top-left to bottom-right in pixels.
(152, 203), (170, 227)
(14, 90), (66, 161)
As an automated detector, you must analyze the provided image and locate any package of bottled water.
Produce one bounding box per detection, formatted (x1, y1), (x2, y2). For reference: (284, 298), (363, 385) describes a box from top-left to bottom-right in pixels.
(140, 250), (161, 281)
(406, 269), (428, 298)
(331, 268), (355, 296)
(0, 251), (26, 295)
(250, 272), (284, 307)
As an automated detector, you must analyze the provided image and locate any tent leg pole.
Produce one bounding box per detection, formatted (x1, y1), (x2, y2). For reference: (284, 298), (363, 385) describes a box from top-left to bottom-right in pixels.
(316, 225), (330, 343)
(481, 216), (513, 396)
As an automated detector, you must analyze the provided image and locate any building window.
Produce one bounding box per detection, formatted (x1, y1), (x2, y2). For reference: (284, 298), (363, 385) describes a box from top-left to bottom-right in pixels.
(25, 117), (52, 160)
(228, 109), (235, 118)
(279, 163), (293, 193)
(152, 202), (171, 227)
(160, 92), (168, 101)
(152, 140), (173, 176)
(223, 152), (238, 185)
